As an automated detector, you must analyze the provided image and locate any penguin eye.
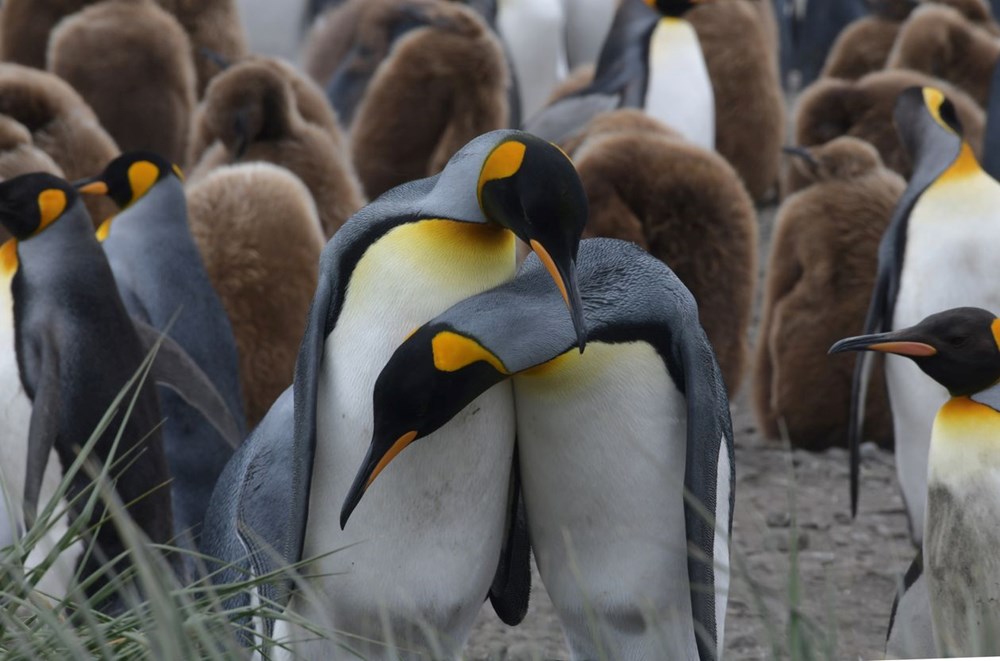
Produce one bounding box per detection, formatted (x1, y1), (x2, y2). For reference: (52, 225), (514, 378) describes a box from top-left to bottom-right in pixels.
(946, 335), (967, 348)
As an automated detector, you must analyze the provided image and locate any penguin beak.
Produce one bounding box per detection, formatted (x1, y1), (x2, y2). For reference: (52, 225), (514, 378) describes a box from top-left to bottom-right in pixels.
(73, 176), (109, 196)
(829, 331), (937, 357)
(340, 430), (419, 529)
(782, 145), (818, 168)
(527, 240), (587, 352)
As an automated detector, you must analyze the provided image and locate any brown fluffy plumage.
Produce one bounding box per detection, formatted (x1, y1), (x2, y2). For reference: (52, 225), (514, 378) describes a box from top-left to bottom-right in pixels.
(158, 0), (247, 95)
(755, 137), (904, 450)
(186, 163), (324, 428)
(571, 109), (757, 394)
(0, 0), (98, 68)
(47, 0), (196, 166)
(0, 63), (118, 224)
(187, 57), (364, 238)
(784, 69), (985, 196)
(304, 0), (509, 199)
(887, 3), (1000, 107)
(688, 0), (784, 202)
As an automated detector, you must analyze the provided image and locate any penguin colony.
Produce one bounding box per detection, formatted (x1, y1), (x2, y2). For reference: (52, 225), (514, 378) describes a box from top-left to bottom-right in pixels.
(1, 0), (1000, 658)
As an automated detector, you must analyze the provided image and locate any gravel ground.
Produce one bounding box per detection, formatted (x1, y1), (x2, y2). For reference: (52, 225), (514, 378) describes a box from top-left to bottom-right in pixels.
(463, 204), (916, 660)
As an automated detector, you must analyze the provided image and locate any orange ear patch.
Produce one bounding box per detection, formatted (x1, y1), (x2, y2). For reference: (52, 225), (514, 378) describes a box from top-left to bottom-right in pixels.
(36, 189), (67, 234)
(477, 141), (526, 203)
(431, 331), (508, 374)
(127, 161), (160, 204)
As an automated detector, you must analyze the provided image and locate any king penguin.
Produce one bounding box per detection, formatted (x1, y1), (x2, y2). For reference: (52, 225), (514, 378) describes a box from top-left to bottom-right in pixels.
(523, 0), (714, 151)
(75, 151), (246, 544)
(846, 86), (1000, 544)
(341, 238), (734, 661)
(201, 129), (589, 658)
(833, 306), (1000, 657)
(0, 172), (174, 610)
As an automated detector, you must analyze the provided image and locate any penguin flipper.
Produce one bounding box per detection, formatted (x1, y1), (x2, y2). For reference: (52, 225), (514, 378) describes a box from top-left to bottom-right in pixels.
(487, 445), (531, 625)
(23, 350), (61, 529)
(982, 58), (1000, 181)
(521, 94), (620, 145)
(131, 319), (243, 450)
(885, 550), (935, 658)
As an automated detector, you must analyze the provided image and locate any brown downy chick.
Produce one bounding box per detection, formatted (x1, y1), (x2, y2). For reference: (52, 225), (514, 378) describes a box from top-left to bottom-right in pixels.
(47, 0), (196, 166)
(158, 0), (247, 96)
(0, 63), (118, 225)
(0, 0), (98, 69)
(571, 109), (757, 394)
(755, 137), (904, 450)
(301, 0), (365, 87)
(186, 163), (324, 429)
(187, 58), (364, 238)
(784, 68), (984, 197)
(687, 0), (784, 202)
(887, 3), (1000, 107)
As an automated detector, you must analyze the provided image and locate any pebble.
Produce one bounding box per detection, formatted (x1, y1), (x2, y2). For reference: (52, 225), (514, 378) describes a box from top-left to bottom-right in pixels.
(766, 511), (791, 528)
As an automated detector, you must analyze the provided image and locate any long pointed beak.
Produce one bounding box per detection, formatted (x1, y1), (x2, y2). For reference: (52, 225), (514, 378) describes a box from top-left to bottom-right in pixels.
(829, 331), (937, 357)
(73, 176), (109, 196)
(340, 430), (418, 529)
(528, 240), (587, 352)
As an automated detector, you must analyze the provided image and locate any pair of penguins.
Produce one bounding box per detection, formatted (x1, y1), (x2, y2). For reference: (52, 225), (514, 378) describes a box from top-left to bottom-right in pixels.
(836, 87), (1000, 654)
(201, 129), (735, 660)
(0, 153), (243, 605)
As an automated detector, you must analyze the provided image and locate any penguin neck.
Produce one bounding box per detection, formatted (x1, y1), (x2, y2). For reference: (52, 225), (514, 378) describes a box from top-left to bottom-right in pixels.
(928, 395), (1000, 486)
(934, 142), (983, 186)
(100, 177), (187, 241)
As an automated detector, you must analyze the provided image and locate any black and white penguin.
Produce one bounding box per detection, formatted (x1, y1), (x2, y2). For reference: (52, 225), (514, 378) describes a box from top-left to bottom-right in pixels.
(76, 151), (245, 543)
(200, 129), (589, 657)
(341, 238), (734, 661)
(846, 86), (1000, 544)
(833, 306), (1000, 656)
(523, 0), (714, 151)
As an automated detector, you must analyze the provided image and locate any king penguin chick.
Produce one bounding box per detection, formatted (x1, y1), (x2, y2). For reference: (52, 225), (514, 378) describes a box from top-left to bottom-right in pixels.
(0, 172), (174, 610)
(821, 0), (918, 81)
(568, 109), (757, 394)
(832, 306), (1000, 657)
(158, 0), (248, 96)
(0, 63), (119, 226)
(0, 0), (96, 69)
(200, 130), (590, 658)
(887, 2), (1000, 108)
(754, 137), (904, 450)
(47, 0), (197, 166)
(75, 151), (245, 543)
(785, 69), (984, 197)
(186, 162), (324, 429)
(187, 57), (364, 237)
(339, 238), (734, 661)
(844, 86), (1000, 545)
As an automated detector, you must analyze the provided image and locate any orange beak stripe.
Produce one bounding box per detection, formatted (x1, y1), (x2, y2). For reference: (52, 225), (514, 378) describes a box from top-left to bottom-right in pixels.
(867, 341), (937, 357)
(529, 239), (570, 308)
(78, 181), (109, 196)
(365, 430), (418, 490)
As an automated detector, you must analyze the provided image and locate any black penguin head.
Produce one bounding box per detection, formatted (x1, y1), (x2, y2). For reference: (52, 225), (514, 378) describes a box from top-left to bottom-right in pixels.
(74, 151), (183, 210)
(647, 0), (703, 17)
(830, 307), (1000, 396)
(895, 86), (963, 157)
(477, 133), (588, 349)
(0, 172), (76, 240)
(339, 323), (510, 528)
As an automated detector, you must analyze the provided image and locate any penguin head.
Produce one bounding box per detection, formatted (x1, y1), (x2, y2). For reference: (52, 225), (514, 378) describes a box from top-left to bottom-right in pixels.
(645, 0), (704, 17)
(339, 322), (510, 528)
(477, 132), (589, 349)
(75, 151), (183, 210)
(895, 86), (964, 160)
(830, 307), (1000, 396)
(0, 172), (77, 240)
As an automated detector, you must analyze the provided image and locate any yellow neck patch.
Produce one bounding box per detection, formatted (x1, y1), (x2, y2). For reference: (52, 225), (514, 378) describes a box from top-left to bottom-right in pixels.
(991, 318), (1000, 351)
(0, 239), (18, 277)
(477, 141), (526, 205)
(36, 189), (67, 235)
(923, 87), (956, 135)
(171, 163), (185, 181)
(431, 331), (508, 374)
(96, 216), (114, 242)
(127, 161), (160, 205)
(936, 142), (981, 184)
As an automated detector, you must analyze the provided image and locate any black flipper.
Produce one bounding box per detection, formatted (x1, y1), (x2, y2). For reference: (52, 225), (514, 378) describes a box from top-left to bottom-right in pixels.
(131, 319), (242, 450)
(981, 58), (1000, 181)
(22, 348), (60, 529)
(487, 445), (531, 625)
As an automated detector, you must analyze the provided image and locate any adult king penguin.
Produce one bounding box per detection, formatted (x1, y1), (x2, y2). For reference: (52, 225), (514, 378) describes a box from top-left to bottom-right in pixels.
(523, 0), (714, 150)
(833, 307), (1000, 657)
(846, 86), (1000, 544)
(201, 130), (588, 658)
(76, 151), (246, 544)
(342, 239), (734, 661)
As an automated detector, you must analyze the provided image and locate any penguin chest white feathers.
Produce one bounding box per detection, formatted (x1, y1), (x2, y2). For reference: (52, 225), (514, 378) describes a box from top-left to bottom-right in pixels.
(498, 0), (570, 119)
(888, 157), (1000, 543)
(284, 221), (517, 657)
(513, 341), (700, 661)
(924, 398), (1000, 656)
(644, 18), (715, 151)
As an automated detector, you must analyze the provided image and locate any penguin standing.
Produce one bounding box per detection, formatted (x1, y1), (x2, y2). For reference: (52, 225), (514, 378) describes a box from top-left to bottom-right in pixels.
(0, 172), (173, 609)
(833, 306), (1000, 656)
(846, 86), (1000, 544)
(524, 0), (715, 151)
(201, 130), (589, 657)
(76, 151), (245, 542)
(341, 238), (734, 661)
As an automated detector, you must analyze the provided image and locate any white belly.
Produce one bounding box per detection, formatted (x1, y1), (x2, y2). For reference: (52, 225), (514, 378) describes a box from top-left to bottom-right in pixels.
(498, 0), (569, 119)
(644, 18), (715, 151)
(889, 173), (1000, 543)
(277, 223), (517, 659)
(513, 342), (700, 660)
